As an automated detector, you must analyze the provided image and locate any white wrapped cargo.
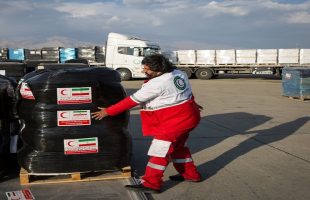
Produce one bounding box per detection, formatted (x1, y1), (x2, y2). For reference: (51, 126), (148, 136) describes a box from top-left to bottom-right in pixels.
(176, 50), (196, 65)
(257, 49), (277, 64)
(162, 51), (178, 64)
(236, 49), (256, 64)
(196, 50), (215, 65)
(278, 49), (299, 64)
(300, 49), (310, 64)
(216, 50), (235, 65)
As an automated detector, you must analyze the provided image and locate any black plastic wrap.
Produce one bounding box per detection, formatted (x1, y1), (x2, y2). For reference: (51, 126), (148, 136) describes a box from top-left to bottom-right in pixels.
(0, 75), (18, 163)
(17, 67), (132, 173)
(0, 62), (26, 82)
(0, 75), (17, 120)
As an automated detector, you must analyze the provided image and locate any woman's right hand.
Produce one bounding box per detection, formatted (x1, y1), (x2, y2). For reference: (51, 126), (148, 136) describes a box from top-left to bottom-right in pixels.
(91, 107), (108, 120)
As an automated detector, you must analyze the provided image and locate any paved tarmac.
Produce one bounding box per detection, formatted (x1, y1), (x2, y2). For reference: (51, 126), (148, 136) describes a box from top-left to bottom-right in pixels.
(1, 75), (309, 200)
(126, 76), (310, 200)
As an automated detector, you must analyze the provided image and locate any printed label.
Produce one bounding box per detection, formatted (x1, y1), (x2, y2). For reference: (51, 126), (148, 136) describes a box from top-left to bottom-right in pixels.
(64, 137), (98, 155)
(20, 82), (35, 100)
(6, 189), (35, 200)
(285, 73), (292, 79)
(57, 110), (91, 126)
(57, 87), (92, 104)
(0, 70), (5, 75)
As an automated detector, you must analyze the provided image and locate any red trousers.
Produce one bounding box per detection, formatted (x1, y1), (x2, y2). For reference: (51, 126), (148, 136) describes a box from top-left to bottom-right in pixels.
(141, 133), (201, 190)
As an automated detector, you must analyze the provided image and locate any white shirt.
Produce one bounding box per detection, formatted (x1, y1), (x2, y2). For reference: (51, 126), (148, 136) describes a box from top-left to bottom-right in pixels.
(131, 69), (192, 110)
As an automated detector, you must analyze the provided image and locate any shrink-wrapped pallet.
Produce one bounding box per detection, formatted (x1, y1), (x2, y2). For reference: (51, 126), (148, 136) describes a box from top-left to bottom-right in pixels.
(257, 49), (277, 64)
(0, 62), (26, 81)
(282, 67), (310, 99)
(24, 49), (42, 60)
(60, 48), (77, 63)
(196, 50), (215, 65)
(176, 50), (196, 65)
(41, 47), (59, 61)
(8, 48), (25, 61)
(0, 48), (8, 61)
(236, 49), (256, 64)
(216, 50), (235, 65)
(278, 49), (299, 64)
(78, 47), (96, 62)
(17, 67), (131, 173)
(300, 49), (310, 64)
(95, 46), (105, 63)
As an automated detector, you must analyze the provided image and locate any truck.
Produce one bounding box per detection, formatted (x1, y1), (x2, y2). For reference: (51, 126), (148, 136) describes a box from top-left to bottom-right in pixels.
(103, 32), (161, 80)
(102, 33), (310, 80)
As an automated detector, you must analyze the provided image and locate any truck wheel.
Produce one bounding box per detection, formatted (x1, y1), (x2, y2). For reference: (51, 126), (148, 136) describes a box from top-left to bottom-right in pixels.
(195, 68), (213, 80)
(180, 68), (192, 78)
(117, 68), (132, 81)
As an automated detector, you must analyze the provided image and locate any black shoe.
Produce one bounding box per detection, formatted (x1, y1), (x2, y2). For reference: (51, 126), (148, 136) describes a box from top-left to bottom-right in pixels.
(169, 174), (201, 182)
(125, 184), (160, 194)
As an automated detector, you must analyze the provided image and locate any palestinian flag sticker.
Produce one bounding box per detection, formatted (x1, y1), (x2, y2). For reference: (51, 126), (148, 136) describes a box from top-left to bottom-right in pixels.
(64, 137), (98, 155)
(57, 87), (92, 104)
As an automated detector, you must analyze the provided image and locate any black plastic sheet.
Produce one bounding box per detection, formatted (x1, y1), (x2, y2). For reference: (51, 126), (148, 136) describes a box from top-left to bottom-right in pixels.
(17, 67), (131, 173)
(0, 75), (19, 169)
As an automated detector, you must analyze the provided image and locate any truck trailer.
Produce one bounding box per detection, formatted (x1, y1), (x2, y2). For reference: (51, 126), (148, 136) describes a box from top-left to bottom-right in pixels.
(163, 48), (310, 80)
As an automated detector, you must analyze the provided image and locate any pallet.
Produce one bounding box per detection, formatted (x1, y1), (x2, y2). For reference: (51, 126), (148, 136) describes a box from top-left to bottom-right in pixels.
(19, 166), (131, 185)
(286, 96), (310, 101)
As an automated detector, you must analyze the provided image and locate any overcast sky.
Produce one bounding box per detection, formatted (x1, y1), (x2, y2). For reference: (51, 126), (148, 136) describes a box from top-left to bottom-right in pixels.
(0, 0), (309, 50)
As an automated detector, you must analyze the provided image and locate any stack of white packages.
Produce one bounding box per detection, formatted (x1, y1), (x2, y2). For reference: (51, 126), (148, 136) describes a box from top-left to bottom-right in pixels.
(236, 49), (256, 65)
(257, 49), (277, 64)
(300, 49), (310, 64)
(278, 49), (299, 64)
(162, 51), (178, 64)
(216, 50), (235, 65)
(196, 50), (216, 65)
(176, 50), (196, 65)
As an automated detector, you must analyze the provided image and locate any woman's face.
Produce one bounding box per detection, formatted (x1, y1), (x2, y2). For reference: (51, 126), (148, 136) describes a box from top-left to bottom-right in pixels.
(142, 65), (162, 79)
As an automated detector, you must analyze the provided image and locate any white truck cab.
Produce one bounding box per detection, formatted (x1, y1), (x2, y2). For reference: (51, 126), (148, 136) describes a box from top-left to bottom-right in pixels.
(105, 32), (160, 80)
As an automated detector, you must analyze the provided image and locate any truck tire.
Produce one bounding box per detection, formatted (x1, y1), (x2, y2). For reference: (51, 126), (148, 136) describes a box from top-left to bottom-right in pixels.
(117, 68), (132, 81)
(180, 67), (192, 78)
(195, 68), (213, 80)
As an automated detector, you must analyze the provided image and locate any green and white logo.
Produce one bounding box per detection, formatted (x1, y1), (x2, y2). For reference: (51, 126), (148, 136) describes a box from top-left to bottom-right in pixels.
(174, 76), (186, 90)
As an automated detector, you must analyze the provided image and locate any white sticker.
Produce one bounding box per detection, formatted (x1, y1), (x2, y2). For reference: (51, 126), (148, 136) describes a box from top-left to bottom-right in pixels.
(285, 73), (292, 79)
(57, 110), (91, 126)
(0, 70), (5, 76)
(6, 189), (35, 200)
(57, 87), (92, 104)
(147, 139), (171, 158)
(64, 137), (98, 155)
(20, 82), (35, 100)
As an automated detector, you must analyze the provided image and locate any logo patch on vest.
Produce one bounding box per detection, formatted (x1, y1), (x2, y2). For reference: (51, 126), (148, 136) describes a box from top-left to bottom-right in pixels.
(174, 76), (186, 90)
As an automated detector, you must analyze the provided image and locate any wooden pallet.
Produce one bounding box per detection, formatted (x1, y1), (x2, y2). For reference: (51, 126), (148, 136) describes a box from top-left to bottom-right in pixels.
(20, 166), (131, 185)
(286, 96), (310, 101)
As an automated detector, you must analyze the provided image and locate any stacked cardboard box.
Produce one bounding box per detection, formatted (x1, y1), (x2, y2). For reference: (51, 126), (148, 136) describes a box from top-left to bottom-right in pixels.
(278, 49), (299, 64)
(196, 50), (215, 65)
(216, 50), (235, 64)
(236, 49), (256, 64)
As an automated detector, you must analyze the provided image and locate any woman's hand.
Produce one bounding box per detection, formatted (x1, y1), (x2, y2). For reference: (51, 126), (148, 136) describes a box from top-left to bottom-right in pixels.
(91, 107), (108, 120)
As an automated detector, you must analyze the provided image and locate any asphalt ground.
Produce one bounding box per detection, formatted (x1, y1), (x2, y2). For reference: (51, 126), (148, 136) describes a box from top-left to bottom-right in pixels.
(0, 75), (309, 200)
(126, 75), (310, 200)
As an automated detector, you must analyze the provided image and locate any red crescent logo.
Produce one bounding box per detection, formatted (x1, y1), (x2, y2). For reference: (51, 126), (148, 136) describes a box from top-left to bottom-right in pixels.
(60, 112), (67, 118)
(61, 89), (67, 95)
(68, 141), (74, 147)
